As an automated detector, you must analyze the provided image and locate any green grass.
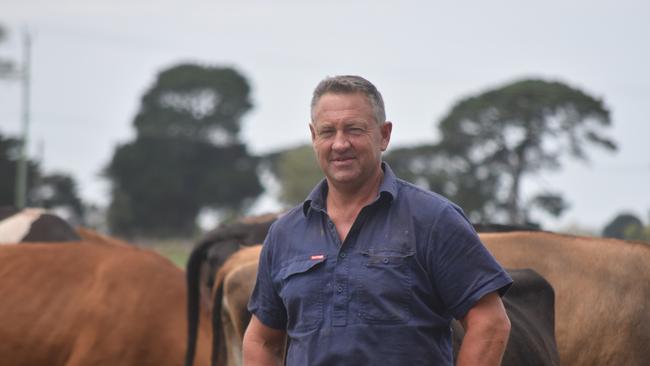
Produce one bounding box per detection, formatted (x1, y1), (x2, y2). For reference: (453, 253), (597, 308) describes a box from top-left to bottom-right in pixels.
(137, 238), (195, 269)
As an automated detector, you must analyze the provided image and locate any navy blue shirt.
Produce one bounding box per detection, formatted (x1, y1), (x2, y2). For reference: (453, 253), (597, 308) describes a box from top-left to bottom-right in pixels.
(248, 163), (512, 365)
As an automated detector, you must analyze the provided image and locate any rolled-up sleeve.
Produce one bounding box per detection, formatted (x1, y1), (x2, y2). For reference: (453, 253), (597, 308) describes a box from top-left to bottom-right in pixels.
(428, 205), (513, 320)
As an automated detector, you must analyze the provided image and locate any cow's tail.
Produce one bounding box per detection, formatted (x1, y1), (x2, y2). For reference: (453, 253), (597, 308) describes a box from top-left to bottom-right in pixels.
(211, 280), (227, 366)
(185, 238), (211, 366)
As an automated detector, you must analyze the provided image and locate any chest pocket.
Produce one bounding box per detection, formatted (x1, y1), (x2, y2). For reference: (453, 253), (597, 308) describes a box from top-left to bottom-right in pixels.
(358, 248), (414, 323)
(278, 256), (326, 331)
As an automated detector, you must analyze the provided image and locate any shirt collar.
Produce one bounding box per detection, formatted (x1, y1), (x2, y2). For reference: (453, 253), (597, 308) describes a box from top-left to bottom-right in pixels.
(302, 162), (398, 216)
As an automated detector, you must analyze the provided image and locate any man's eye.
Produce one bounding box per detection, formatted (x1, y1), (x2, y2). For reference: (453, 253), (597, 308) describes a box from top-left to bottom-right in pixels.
(319, 130), (335, 137)
(348, 127), (364, 135)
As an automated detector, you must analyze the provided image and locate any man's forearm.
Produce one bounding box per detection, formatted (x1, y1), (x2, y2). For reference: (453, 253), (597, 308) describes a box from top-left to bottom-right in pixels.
(455, 319), (510, 366)
(242, 335), (284, 366)
(242, 315), (286, 366)
(242, 337), (283, 366)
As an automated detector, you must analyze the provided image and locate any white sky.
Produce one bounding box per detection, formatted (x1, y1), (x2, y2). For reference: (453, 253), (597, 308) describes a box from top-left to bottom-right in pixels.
(1, 0), (649, 232)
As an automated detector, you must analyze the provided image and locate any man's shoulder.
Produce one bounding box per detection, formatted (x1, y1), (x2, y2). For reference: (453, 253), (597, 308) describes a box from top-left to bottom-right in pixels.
(267, 204), (307, 236)
(390, 178), (474, 233)
(277, 204), (305, 222)
(394, 178), (458, 211)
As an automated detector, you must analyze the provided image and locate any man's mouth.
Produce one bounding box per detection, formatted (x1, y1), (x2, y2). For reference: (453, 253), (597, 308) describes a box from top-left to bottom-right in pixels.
(331, 156), (355, 163)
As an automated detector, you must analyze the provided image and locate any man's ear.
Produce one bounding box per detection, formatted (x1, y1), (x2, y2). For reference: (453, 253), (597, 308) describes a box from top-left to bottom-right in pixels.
(380, 121), (393, 151)
(309, 123), (316, 142)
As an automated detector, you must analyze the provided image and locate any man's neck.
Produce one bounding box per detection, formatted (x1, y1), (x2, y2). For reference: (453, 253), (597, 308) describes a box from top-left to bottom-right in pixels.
(329, 166), (384, 204)
(325, 169), (383, 242)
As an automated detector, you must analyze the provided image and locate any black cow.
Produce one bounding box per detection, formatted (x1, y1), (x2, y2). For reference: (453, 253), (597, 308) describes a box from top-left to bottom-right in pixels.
(452, 268), (560, 365)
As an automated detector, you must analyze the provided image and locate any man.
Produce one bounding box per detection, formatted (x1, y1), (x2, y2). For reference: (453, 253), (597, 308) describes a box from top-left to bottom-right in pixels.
(243, 75), (512, 365)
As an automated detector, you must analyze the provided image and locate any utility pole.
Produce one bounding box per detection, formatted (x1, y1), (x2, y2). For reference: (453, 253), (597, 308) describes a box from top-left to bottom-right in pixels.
(0, 30), (31, 209)
(0, 28), (31, 209)
(14, 31), (31, 209)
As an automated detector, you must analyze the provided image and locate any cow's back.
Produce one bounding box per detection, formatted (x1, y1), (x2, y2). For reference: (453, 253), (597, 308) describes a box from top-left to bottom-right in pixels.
(0, 241), (212, 366)
(480, 231), (650, 366)
(0, 207), (80, 243)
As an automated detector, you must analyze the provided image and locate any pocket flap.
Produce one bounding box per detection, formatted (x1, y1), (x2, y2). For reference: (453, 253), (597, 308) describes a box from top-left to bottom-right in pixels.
(362, 248), (414, 265)
(280, 256), (327, 280)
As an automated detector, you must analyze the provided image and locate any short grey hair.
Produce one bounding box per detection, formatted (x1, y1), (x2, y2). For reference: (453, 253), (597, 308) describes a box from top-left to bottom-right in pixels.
(310, 75), (386, 124)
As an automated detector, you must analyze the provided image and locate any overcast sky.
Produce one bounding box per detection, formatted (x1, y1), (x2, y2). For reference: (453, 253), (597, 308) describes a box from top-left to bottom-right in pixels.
(1, 0), (648, 231)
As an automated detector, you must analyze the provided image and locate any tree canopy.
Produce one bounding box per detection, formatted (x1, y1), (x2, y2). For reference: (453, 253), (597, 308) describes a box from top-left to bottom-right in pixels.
(105, 64), (262, 237)
(386, 78), (617, 225)
(0, 24), (13, 74)
(30, 173), (85, 223)
(1, 132), (85, 222)
(263, 144), (323, 206)
(602, 212), (649, 241)
(133, 64), (252, 143)
(0, 134), (39, 207)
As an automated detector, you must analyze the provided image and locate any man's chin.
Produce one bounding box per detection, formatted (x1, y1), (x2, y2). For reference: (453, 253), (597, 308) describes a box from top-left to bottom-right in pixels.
(326, 171), (359, 186)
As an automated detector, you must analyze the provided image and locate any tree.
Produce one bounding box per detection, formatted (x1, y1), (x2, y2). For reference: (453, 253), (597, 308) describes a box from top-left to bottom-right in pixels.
(386, 144), (503, 221)
(263, 144), (323, 206)
(602, 213), (645, 241)
(105, 64), (262, 237)
(0, 133), (39, 207)
(387, 78), (616, 225)
(30, 173), (85, 224)
(0, 24), (15, 74)
(1, 132), (85, 222)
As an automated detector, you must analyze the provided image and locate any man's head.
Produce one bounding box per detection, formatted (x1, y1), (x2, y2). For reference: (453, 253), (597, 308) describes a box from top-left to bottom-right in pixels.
(309, 75), (392, 192)
(311, 75), (386, 125)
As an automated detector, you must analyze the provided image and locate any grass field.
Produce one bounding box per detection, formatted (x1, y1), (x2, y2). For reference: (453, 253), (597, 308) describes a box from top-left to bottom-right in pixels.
(136, 238), (195, 269)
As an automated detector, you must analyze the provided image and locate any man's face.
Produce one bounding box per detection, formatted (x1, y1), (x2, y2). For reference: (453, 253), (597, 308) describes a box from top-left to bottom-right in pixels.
(310, 92), (392, 190)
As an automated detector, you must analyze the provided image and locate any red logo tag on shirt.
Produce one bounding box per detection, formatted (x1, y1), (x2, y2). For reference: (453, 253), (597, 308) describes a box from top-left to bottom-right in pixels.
(310, 254), (325, 260)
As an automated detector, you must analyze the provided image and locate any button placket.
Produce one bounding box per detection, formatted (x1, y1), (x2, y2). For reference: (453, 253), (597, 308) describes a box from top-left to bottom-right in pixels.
(326, 218), (342, 248)
(332, 237), (349, 327)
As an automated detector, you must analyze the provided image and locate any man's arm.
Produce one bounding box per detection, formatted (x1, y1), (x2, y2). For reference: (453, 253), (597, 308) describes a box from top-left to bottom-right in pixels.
(243, 315), (286, 366)
(456, 291), (511, 366)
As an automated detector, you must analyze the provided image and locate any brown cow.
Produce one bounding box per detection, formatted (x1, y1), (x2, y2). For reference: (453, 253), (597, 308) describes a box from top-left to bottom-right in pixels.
(481, 231), (650, 366)
(185, 213), (278, 366)
(212, 245), (264, 366)
(0, 238), (212, 366)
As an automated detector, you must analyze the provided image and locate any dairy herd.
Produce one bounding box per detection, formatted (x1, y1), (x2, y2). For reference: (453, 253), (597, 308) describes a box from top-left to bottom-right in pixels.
(1, 208), (648, 365)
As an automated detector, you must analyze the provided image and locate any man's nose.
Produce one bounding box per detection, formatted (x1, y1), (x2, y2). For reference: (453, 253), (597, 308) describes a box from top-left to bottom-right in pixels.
(332, 131), (351, 150)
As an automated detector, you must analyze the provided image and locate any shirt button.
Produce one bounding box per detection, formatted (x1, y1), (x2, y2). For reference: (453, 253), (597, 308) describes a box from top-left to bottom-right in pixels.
(382, 258), (389, 264)
(339, 252), (346, 258)
(337, 286), (343, 293)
